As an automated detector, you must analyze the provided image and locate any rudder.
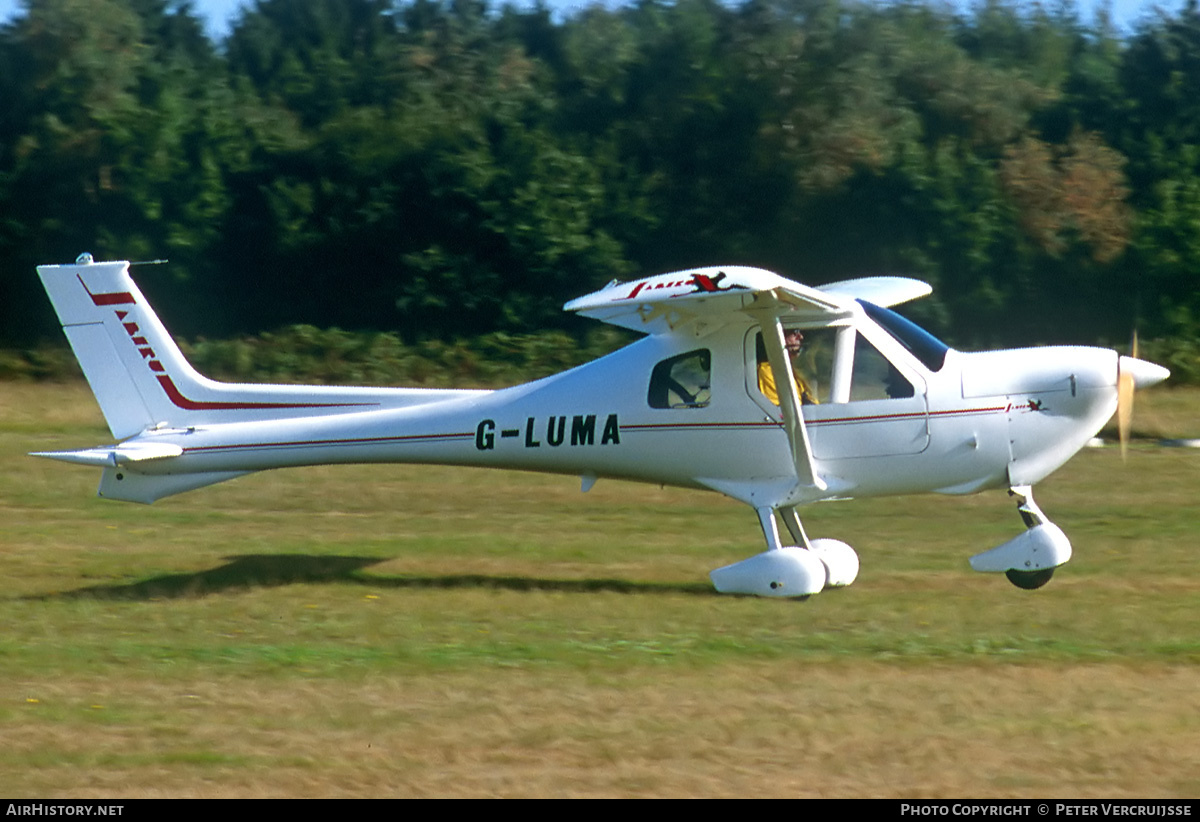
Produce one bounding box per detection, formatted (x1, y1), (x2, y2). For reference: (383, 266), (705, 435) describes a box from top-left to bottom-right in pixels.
(39, 255), (178, 439)
(39, 254), (468, 441)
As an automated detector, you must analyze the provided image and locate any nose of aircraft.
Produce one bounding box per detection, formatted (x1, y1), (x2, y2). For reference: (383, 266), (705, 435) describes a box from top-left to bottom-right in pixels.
(1119, 356), (1170, 390)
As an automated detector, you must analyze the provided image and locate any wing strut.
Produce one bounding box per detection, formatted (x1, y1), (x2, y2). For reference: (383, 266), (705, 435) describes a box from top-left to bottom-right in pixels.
(757, 312), (826, 493)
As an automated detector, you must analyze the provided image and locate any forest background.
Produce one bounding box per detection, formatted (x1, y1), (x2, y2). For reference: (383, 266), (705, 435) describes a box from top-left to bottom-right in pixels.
(3, 0), (1200, 384)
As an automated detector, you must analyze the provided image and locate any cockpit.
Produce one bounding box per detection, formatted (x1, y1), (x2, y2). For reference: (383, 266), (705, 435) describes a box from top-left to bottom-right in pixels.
(643, 299), (949, 430)
(741, 301), (947, 414)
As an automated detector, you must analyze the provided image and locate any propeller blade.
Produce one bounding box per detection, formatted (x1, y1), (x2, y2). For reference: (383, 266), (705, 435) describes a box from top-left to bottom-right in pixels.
(1117, 331), (1146, 461)
(1117, 362), (1134, 461)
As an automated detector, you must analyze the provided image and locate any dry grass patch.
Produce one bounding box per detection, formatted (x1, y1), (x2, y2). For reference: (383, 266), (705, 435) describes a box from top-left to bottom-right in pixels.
(3, 663), (1197, 797)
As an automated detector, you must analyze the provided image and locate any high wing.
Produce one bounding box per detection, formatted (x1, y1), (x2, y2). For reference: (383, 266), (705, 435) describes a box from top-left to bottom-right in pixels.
(564, 265), (929, 335)
(565, 266), (845, 335)
(814, 275), (931, 308)
(565, 266), (932, 502)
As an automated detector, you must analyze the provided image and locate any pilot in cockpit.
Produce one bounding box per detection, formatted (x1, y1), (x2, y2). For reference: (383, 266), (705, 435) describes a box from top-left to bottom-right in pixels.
(757, 328), (819, 406)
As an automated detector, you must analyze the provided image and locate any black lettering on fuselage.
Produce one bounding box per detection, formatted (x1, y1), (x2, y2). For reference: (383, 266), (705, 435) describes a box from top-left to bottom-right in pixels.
(547, 415), (566, 446)
(476, 419), (495, 450)
(601, 413), (620, 445)
(571, 414), (596, 446)
(476, 414), (620, 449)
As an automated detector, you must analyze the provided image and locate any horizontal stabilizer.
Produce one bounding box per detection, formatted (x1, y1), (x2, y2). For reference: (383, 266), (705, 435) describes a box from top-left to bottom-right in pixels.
(31, 442), (184, 468)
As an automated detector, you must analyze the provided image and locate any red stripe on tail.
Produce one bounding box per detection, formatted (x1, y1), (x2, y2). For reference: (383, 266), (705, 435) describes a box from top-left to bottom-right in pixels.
(155, 375), (377, 412)
(77, 274), (135, 306)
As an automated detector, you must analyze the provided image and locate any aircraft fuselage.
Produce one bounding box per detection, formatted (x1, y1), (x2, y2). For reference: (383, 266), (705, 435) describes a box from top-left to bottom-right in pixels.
(96, 322), (1122, 509)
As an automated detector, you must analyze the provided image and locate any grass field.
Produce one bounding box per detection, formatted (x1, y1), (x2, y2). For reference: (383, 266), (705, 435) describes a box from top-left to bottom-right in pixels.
(2, 382), (1198, 798)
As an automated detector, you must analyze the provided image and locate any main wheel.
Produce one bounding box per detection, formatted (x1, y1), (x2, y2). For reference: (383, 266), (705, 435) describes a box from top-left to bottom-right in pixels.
(710, 546), (827, 597)
(1005, 567), (1055, 590)
(808, 538), (859, 588)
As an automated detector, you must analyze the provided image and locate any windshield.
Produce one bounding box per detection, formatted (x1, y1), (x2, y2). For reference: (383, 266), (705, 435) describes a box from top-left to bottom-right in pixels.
(857, 299), (949, 373)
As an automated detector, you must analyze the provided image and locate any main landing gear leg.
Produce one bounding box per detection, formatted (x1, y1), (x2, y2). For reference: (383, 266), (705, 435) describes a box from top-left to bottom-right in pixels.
(969, 485), (1073, 590)
(778, 506), (811, 548)
(708, 507), (859, 598)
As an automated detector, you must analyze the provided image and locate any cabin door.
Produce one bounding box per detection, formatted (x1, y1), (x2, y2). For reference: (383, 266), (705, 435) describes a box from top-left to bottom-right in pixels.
(747, 324), (930, 459)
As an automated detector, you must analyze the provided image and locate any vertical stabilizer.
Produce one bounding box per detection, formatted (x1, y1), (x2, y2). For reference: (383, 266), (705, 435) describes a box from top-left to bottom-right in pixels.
(38, 255), (482, 440)
(38, 257), (173, 438)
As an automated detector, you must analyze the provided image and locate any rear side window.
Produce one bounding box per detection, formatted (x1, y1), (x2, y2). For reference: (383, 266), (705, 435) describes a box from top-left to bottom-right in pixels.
(648, 349), (711, 409)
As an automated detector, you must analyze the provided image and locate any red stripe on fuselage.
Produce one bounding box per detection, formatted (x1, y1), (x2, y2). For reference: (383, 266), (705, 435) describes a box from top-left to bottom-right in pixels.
(623, 406), (1008, 433)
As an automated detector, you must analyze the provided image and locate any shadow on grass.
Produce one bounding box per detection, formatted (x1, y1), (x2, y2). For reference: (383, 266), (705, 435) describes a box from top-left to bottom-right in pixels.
(29, 553), (717, 601)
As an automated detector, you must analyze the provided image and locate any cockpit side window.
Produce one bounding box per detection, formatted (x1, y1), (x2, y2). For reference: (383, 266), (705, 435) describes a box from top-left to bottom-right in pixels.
(746, 324), (919, 410)
(754, 328), (835, 405)
(857, 299), (949, 372)
(849, 335), (914, 400)
(648, 349), (712, 409)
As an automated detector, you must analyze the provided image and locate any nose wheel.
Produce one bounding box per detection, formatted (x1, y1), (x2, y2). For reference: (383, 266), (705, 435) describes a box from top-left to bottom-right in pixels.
(969, 485), (1073, 589)
(1005, 567), (1055, 590)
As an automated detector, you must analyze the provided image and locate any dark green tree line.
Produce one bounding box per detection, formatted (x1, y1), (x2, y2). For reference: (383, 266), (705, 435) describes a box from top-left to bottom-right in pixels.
(1, 0), (1198, 375)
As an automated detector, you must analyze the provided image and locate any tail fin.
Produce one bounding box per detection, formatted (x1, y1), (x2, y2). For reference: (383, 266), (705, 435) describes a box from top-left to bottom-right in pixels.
(39, 256), (191, 438)
(39, 255), (478, 440)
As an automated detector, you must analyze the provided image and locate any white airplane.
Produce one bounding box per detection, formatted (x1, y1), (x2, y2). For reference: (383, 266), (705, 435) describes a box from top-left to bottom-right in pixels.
(33, 254), (1169, 597)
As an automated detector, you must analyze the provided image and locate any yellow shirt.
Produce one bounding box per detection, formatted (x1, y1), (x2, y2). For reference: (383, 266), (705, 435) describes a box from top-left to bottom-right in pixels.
(757, 361), (818, 405)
